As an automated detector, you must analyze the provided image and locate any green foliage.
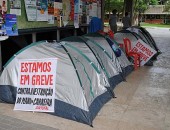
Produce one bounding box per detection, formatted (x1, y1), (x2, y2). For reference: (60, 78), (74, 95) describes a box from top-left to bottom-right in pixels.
(164, 0), (170, 12)
(149, 0), (158, 5)
(134, 0), (150, 13)
(105, 0), (124, 13)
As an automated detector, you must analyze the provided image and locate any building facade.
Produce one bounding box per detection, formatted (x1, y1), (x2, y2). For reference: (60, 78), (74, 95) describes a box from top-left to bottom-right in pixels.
(143, 5), (170, 24)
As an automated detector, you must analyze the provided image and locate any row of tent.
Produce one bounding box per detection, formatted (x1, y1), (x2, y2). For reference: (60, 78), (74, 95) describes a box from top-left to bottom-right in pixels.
(115, 26), (160, 61)
(0, 26), (160, 126)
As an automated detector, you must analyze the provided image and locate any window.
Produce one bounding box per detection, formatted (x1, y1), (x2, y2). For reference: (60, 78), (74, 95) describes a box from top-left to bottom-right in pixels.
(156, 15), (160, 19)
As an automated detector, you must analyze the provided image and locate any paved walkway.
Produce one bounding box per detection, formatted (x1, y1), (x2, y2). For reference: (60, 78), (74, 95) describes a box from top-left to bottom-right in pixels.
(0, 28), (170, 130)
(0, 114), (58, 130)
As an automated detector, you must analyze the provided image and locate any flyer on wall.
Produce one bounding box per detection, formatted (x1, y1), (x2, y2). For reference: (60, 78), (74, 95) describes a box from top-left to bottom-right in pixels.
(48, 0), (54, 24)
(62, 0), (70, 26)
(2, 14), (18, 36)
(0, 0), (8, 40)
(54, 0), (63, 26)
(89, 2), (97, 17)
(24, 0), (37, 21)
(74, 13), (79, 28)
(36, 0), (48, 21)
(97, 0), (101, 18)
(62, 0), (68, 23)
(0, 0), (7, 15)
(9, 0), (21, 15)
(74, 0), (79, 14)
(81, 1), (87, 24)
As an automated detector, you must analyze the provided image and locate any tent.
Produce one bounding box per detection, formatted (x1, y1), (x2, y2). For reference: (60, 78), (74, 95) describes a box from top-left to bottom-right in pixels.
(114, 29), (159, 64)
(83, 33), (133, 86)
(60, 36), (117, 93)
(114, 29), (142, 46)
(115, 27), (160, 56)
(61, 35), (127, 90)
(0, 40), (113, 126)
(87, 32), (133, 77)
(127, 26), (161, 57)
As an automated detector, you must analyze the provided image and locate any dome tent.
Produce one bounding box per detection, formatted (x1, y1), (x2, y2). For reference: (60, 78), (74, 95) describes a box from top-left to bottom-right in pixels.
(61, 36), (124, 90)
(85, 32), (133, 77)
(0, 40), (112, 126)
(127, 26), (161, 58)
(114, 29), (159, 65)
(114, 29), (139, 47)
(83, 32), (133, 88)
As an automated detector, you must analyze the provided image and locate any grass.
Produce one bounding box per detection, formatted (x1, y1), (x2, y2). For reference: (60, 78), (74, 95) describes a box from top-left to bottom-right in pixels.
(104, 22), (170, 28)
(141, 22), (170, 28)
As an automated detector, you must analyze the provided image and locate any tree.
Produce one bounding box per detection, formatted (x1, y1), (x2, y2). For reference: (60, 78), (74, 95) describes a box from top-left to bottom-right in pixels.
(164, 0), (170, 12)
(104, 0), (124, 20)
(149, 0), (158, 5)
(133, 0), (151, 26)
(134, 0), (149, 13)
(104, 0), (124, 13)
(164, 0), (170, 24)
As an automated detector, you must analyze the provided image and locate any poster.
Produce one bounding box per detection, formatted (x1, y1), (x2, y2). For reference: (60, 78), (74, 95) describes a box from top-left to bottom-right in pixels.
(74, 0), (79, 14)
(63, 0), (71, 23)
(0, 0), (7, 15)
(14, 58), (57, 112)
(69, 0), (74, 21)
(54, 0), (62, 17)
(74, 13), (79, 28)
(89, 2), (97, 17)
(54, 0), (62, 26)
(24, 0), (37, 21)
(0, 0), (7, 29)
(62, 0), (73, 24)
(36, 0), (48, 21)
(0, 0), (7, 39)
(48, 0), (54, 24)
(131, 39), (157, 66)
(48, 15), (54, 24)
(74, 0), (82, 26)
(48, 0), (54, 15)
(2, 14), (18, 36)
(97, 0), (101, 18)
(10, 0), (21, 15)
(86, 4), (90, 24)
(81, 1), (87, 24)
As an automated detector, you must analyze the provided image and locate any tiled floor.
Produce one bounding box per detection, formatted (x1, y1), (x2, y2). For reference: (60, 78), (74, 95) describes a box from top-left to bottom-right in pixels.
(0, 28), (170, 130)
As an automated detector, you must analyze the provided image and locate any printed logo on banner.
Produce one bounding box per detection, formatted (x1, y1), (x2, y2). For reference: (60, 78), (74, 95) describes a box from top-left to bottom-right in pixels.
(131, 39), (157, 66)
(14, 58), (57, 112)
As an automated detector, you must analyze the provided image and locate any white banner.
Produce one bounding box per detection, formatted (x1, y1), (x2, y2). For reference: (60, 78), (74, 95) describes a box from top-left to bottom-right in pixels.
(131, 39), (157, 66)
(14, 58), (57, 112)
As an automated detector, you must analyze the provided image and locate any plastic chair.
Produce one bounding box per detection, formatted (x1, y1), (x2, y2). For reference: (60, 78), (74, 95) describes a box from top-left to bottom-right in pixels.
(123, 38), (141, 70)
(98, 30), (114, 39)
(107, 30), (114, 39)
(119, 43), (124, 49)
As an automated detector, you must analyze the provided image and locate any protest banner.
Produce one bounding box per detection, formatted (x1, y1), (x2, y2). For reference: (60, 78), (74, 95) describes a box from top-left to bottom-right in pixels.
(131, 39), (157, 66)
(14, 58), (57, 112)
